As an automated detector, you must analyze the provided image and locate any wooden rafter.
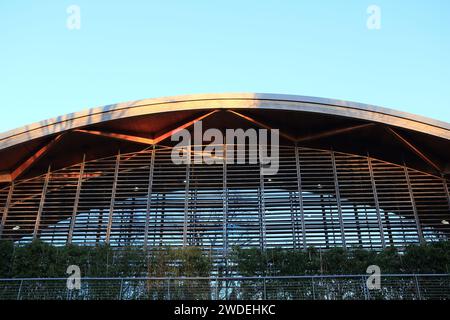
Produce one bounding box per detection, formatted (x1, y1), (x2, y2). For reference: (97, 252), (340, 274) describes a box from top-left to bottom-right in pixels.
(0, 173), (11, 183)
(74, 129), (155, 145)
(11, 134), (64, 181)
(296, 123), (374, 143)
(75, 110), (220, 146)
(226, 110), (297, 142)
(152, 110), (219, 144)
(387, 127), (442, 173)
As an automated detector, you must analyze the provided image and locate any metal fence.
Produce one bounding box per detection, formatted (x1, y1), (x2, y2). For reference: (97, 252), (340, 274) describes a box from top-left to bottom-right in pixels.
(0, 274), (449, 300)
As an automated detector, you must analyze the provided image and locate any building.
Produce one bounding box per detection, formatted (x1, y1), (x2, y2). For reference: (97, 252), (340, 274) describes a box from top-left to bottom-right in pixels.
(0, 93), (449, 252)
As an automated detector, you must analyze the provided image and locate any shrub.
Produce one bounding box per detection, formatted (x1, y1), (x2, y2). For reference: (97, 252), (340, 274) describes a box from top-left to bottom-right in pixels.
(0, 240), (449, 279)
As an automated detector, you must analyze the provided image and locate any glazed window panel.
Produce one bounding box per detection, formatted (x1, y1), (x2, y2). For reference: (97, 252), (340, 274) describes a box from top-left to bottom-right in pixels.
(0, 145), (448, 252)
(2, 177), (46, 243)
(38, 164), (82, 245)
(334, 153), (383, 249)
(298, 148), (345, 249)
(263, 146), (301, 249)
(408, 169), (450, 242)
(371, 160), (421, 246)
(148, 147), (187, 247)
(70, 156), (117, 245)
(109, 150), (153, 246)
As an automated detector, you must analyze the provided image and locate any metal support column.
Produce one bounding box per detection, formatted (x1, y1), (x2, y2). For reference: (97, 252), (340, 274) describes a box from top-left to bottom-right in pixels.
(367, 156), (386, 248)
(67, 154), (85, 244)
(144, 146), (156, 248)
(183, 146), (191, 247)
(331, 151), (346, 248)
(404, 166), (425, 244)
(222, 144), (228, 255)
(321, 194), (330, 248)
(159, 194), (167, 247)
(33, 165), (51, 240)
(353, 204), (362, 247)
(294, 144), (307, 250)
(0, 182), (14, 239)
(289, 192), (297, 249)
(191, 181), (198, 246)
(384, 210), (394, 245)
(443, 177), (450, 211)
(105, 151), (121, 244)
(259, 161), (267, 250)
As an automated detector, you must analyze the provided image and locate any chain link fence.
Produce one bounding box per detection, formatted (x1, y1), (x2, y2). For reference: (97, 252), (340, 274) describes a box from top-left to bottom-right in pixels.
(0, 274), (449, 300)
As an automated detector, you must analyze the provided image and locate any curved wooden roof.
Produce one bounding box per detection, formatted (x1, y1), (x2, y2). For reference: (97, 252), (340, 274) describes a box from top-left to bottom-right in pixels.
(0, 93), (449, 182)
(1, 93), (449, 150)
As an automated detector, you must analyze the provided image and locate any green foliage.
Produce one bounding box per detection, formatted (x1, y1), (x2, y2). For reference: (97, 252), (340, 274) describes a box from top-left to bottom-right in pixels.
(372, 246), (402, 273)
(322, 247), (349, 274)
(0, 240), (14, 278)
(146, 246), (212, 299)
(402, 242), (450, 273)
(345, 248), (377, 274)
(1, 240), (448, 300)
(231, 243), (450, 276)
(148, 246), (211, 277)
(11, 240), (61, 278)
(0, 240), (449, 279)
(0, 241), (148, 278)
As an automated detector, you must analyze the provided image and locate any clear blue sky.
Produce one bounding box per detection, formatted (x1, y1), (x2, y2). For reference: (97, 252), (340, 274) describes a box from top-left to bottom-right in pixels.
(1, 1), (449, 132)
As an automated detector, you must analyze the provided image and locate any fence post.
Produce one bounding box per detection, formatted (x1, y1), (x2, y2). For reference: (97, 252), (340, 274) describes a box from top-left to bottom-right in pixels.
(414, 275), (422, 300)
(215, 278), (219, 300)
(225, 279), (228, 300)
(167, 278), (171, 300)
(362, 275), (370, 300)
(16, 280), (23, 300)
(119, 279), (124, 300)
(263, 277), (267, 300)
(66, 287), (71, 300)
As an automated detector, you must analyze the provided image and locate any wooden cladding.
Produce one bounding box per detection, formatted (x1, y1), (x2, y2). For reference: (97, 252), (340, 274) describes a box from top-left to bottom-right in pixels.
(0, 145), (449, 252)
